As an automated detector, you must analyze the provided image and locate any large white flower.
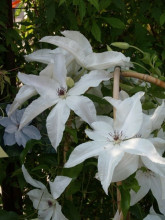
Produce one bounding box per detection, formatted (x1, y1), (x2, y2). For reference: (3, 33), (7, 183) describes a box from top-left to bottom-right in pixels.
(12, 54), (111, 150)
(40, 30), (132, 70)
(0, 105), (41, 147)
(22, 165), (72, 220)
(65, 92), (165, 194)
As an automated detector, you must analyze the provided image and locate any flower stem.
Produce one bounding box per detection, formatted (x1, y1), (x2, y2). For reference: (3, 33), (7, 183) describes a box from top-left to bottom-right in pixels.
(113, 67), (123, 220)
(121, 71), (165, 88)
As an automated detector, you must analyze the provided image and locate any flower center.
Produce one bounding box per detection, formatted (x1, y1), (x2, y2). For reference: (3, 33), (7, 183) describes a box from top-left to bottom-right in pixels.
(48, 200), (56, 207)
(108, 130), (125, 145)
(57, 87), (67, 98)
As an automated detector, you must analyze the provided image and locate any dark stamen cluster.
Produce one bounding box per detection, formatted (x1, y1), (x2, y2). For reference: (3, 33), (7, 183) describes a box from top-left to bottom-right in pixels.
(57, 87), (66, 96)
(109, 130), (123, 141)
(48, 200), (53, 207)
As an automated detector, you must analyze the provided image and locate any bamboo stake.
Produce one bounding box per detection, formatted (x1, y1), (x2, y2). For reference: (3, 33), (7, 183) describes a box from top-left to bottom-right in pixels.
(113, 67), (123, 220)
(121, 71), (165, 88)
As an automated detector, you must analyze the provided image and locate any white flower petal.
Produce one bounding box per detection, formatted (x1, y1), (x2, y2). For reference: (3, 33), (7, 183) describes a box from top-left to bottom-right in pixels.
(98, 148), (124, 194)
(49, 176), (72, 200)
(61, 30), (93, 55)
(65, 141), (105, 168)
(68, 70), (111, 96)
(112, 153), (139, 182)
(22, 125), (41, 140)
(8, 85), (37, 116)
(160, 176), (165, 200)
(150, 175), (165, 215)
(22, 165), (46, 189)
(38, 207), (54, 220)
(104, 97), (121, 109)
(119, 90), (129, 100)
(18, 72), (59, 99)
(52, 54), (67, 88)
(52, 201), (68, 220)
(46, 100), (70, 150)
(5, 124), (17, 133)
(15, 131), (30, 147)
(143, 214), (161, 220)
(66, 95), (96, 125)
(138, 114), (152, 138)
(19, 97), (56, 129)
(84, 51), (132, 70)
(0, 117), (13, 127)
(3, 132), (16, 146)
(141, 155), (165, 178)
(130, 170), (151, 206)
(40, 64), (54, 78)
(40, 36), (86, 67)
(150, 101), (165, 132)
(25, 49), (55, 64)
(114, 92), (144, 138)
(85, 129), (108, 141)
(148, 137), (165, 155)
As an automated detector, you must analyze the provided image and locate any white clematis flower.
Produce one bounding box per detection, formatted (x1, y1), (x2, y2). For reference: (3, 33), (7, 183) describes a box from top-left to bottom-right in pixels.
(0, 105), (41, 147)
(22, 165), (72, 220)
(11, 54), (111, 150)
(65, 92), (165, 194)
(40, 30), (133, 70)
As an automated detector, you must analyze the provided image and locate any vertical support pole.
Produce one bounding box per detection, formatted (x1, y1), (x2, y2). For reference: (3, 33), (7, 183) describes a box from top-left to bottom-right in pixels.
(112, 67), (123, 220)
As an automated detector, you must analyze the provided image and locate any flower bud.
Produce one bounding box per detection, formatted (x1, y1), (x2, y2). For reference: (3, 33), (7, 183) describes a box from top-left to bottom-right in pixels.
(66, 77), (74, 88)
(111, 42), (130, 49)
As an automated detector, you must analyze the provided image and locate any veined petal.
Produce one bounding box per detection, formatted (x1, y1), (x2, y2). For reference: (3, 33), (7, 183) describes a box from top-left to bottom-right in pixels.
(66, 95), (96, 124)
(22, 165), (46, 189)
(150, 175), (165, 215)
(112, 153), (139, 182)
(18, 72), (59, 99)
(141, 155), (165, 178)
(15, 130), (29, 147)
(61, 30), (93, 55)
(84, 51), (133, 70)
(52, 201), (68, 220)
(138, 114), (152, 138)
(130, 170), (151, 206)
(65, 141), (105, 168)
(40, 36), (86, 67)
(68, 70), (111, 96)
(5, 124), (17, 133)
(150, 101), (165, 132)
(38, 207), (54, 220)
(98, 148), (124, 194)
(49, 176), (72, 200)
(3, 132), (16, 146)
(112, 92), (144, 138)
(8, 85), (37, 116)
(0, 117), (13, 127)
(46, 100), (70, 150)
(25, 49), (55, 64)
(22, 125), (41, 140)
(19, 96), (56, 129)
(52, 54), (67, 89)
(88, 120), (114, 141)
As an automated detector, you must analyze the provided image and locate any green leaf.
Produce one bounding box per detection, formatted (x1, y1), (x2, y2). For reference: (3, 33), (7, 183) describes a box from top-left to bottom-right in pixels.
(4, 75), (11, 84)
(65, 180), (81, 196)
(62, 163), (83, 178)
(103, 17), (125, 29)
(142, 102), (156, 110)
(84, 93), (108, 105)
(65, 127), (78, 143)
(88, 0), (99, 11)
(64, 201), (81, 220)
(0, 45), (7, 52)
(0, 210), (18, 220)
(100, 0), (112, 10)
(59, 0), (66, 6)
(32, 164), (50, 171)
(45, 0), (56, 24)
(20, 140), (41, 163)
(119, 187), (130, 219)
(79, 0), (86, 21)
(91, 21), (101, 42)
(160, 13), (165, 25)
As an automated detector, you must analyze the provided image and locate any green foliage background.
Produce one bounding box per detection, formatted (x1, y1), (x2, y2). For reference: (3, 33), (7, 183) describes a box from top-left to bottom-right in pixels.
(0, 0), (165, 219)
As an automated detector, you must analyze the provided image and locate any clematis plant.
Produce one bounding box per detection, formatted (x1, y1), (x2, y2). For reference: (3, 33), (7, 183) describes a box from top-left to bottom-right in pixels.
(40, 30), (132, 70)
(65, 92), (165, 194)
(9, 53), (112, 150)
(22, 165), (72, 220)
(0, 104), (41, 147)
